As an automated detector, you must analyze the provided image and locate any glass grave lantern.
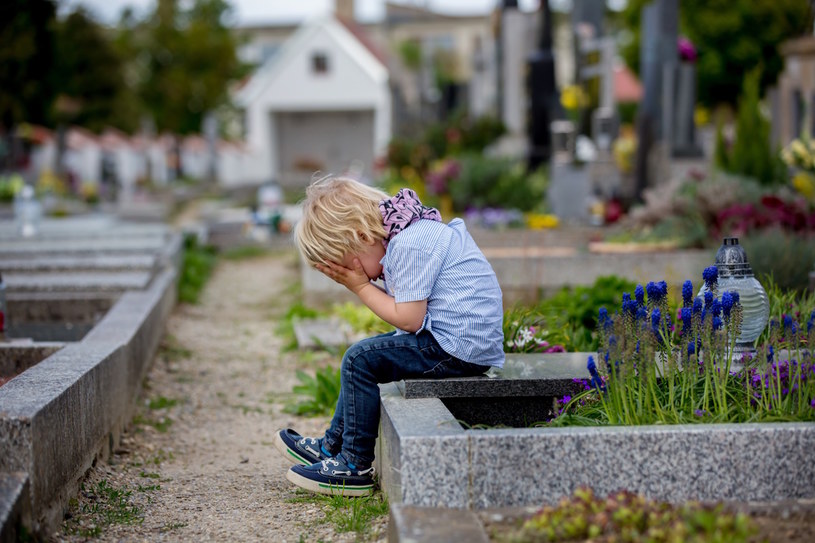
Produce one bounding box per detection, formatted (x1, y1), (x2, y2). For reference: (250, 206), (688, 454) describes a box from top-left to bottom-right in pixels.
(698, 237), (769, 356)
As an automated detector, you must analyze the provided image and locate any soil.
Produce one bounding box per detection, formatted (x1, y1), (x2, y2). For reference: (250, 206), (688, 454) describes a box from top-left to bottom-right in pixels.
(51, 249), (387, 542)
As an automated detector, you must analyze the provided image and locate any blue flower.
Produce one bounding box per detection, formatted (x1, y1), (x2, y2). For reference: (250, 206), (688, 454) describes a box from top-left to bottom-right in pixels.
(783, 314), (796, 335)
(687, 342), (695, 356)
(767, 345), (774, 363)
(692, 297), (703, 315)
(704, 291), (713, 309)
(646, 282), (662, 304)
(681, 307), (692, 332)
(658, 281), (668, 299)
(622, 292), (631, 304)
(598, 307), (612, 331)
(702, 266), (718, 288)
(587, 355), (606, 392)
(721, 292), (733, 318)
(711, 299), (722, 318)
(636, 307), (647, 322)
(623, 299), (638, 318)
(651, 308), (661, 331)
(731, 291), (740, 305)
(712, 316), (723, 330)
(682, 280), (693, 307)
(635, 284), (644, 307)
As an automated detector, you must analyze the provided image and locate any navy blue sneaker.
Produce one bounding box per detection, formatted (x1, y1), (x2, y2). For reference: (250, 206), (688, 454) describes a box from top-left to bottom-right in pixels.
(286, 454), (376, 497)
(273, 428), (334, 466)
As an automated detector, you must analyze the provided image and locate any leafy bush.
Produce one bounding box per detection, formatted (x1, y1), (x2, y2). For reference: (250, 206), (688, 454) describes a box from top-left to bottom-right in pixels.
(714, 68), (786, 186)
(178, 235), (217, 304)
(447, 153), (548, 213)
(742, 228), (815, 293)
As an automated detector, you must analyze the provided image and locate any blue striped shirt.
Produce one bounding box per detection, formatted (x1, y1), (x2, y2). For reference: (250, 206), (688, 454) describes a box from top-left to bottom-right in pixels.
(381, 218), (505, 368)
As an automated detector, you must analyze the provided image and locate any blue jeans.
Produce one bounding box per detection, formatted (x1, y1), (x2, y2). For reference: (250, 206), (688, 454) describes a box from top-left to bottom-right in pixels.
(321, 330), (488, 468)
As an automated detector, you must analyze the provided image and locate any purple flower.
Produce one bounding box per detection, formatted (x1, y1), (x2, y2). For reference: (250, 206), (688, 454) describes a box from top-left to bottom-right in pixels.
(811, 398), (815, 409)
(694, 409), (707, 417)
(687, 342), (695, 356)
(702, 266), (718, 289)
(682, 280), (693, 307)
(635, 284), (644, 307)
(678, 37), (697, 62)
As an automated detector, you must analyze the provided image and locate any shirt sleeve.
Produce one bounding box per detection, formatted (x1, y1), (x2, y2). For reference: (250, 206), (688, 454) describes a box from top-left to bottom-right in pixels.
(386, 244), (445, 303)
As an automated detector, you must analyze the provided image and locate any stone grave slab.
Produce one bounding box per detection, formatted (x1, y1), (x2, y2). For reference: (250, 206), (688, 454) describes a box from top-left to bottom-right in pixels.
(293, 318), (355, 349)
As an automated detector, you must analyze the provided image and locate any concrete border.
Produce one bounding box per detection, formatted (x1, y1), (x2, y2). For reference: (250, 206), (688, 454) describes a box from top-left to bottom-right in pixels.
(0, 265), (177, 533)
(378, 383), (815, 510)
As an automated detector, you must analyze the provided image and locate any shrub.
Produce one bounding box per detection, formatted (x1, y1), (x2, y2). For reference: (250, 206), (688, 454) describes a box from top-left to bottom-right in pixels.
(447, 153), (548, 213)
(742, 228), (815, 293)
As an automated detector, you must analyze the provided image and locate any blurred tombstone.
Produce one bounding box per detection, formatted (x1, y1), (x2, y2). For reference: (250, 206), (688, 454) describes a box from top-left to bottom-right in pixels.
(526, 0), (558, 170)
(203, 112), (218, 184)
(500, 0), (527, 138)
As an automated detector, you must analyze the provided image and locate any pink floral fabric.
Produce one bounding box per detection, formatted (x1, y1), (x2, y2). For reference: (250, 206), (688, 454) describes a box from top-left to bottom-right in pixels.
(379, 189), (442, 247)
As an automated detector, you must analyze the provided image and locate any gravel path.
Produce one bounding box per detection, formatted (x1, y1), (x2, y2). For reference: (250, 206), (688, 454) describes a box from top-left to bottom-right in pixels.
(53, 250), (388, 542)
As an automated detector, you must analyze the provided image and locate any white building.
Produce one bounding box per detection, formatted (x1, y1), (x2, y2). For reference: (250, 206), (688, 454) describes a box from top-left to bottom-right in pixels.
(234, 15), (391, 188)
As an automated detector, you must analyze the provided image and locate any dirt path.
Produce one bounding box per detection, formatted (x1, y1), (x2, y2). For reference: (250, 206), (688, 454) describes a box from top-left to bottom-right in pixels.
(54, 250), (387, 542)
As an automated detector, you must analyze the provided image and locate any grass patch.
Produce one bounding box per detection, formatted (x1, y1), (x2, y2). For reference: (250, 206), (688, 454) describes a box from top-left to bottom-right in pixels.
(220, 245), (272, 260)
(283, 366), (341, 417)
(158, 334), (192, 362)
(147, 396), (178, 410)
(64, 480), (143, 537)
(132, 413), (173, 433)
(289, 490), (389, 541)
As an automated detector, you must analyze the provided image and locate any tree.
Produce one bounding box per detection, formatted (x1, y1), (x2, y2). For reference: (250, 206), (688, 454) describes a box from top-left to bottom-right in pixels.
(52, 10), (134, 132)
(0, 0), (56, 169)
(618, 0), (812, 107)
(137, 0), (244, 135)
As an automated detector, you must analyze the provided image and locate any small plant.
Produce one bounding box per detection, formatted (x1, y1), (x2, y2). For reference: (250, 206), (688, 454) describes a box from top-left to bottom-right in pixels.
(510, 487), (754, 542)
(178, 234), (217, 304)
(64, 480), (143, 537)
(284, 365), (342, 417)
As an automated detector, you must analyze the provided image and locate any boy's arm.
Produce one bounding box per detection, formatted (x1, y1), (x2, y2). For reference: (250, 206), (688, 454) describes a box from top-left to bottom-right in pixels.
(316, 259), (427, 333)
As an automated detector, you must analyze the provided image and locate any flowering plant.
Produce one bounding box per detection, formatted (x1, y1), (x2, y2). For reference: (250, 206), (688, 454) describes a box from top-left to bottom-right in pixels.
(553, 266), (815, 426)
(503, 307), (565, 354)
(781, 136), (815, 203)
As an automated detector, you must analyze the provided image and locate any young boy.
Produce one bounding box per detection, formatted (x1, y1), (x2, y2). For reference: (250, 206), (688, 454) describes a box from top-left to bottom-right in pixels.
(274, 176), (504, 496)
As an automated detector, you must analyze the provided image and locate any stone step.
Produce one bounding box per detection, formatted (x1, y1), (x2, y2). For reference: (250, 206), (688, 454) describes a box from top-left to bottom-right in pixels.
(388, 504), (489, 543)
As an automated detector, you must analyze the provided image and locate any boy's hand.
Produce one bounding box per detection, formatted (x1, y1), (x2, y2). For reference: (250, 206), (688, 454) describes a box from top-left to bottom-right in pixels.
(316, 259), (370, 294)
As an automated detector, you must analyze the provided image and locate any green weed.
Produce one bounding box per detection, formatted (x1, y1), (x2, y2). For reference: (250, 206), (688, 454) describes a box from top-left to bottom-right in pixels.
(284, 366), (341, 417)
(288, 490), (389, 540)
(178, 234), (217, 304)
(147, 396), (178, 410)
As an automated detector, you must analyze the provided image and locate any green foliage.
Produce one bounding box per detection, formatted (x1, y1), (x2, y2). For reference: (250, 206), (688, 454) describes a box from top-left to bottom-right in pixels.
(284, 366), (342, 417)
(759, 276), (815, 345)
(220, 245), (271, 261)
(331, 302), (393, 336)
(52, 9), (133, 131)
(742, 228), (815, 293)
(516, 487), (754, 543)
(717, 69), (786, 185)
(0, 0), (56, 128)
(537, 276), (638, 351)
(178, 234), (217, 304)
(397, 39), (422, 71)
(120, 0), (246, 135)
(448, 153), (548, 213)
(618, 0), (811, 108)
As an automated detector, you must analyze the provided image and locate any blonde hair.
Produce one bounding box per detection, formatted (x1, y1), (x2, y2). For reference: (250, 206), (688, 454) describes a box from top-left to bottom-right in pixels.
(294, 176), (388, 268)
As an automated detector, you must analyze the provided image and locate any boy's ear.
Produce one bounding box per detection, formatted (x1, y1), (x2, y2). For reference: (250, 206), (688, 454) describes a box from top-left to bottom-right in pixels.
(358, 231), (375, 245)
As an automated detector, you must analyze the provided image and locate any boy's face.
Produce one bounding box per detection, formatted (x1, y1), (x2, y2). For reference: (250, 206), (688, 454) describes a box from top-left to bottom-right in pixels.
(341, 240), (385, 280)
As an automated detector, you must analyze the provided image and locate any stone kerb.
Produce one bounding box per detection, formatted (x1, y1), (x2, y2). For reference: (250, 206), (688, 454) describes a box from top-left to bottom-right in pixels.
(0, 266), (177, 534)
(378, 353), (815, 510)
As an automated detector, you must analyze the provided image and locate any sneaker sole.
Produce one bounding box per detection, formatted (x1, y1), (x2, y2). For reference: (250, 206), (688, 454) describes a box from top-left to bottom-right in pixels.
(273, 431), (312, 466)
(286, 468), (375, 497)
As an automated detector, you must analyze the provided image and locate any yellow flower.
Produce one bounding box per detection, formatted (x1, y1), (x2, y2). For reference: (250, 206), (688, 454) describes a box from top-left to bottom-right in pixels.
(791, 139), (809, 162)
(526, 213), (560, 229)
(792, 172), (815, 200)
(694, 106), (709, 127)
(560, 85), (586, 112)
